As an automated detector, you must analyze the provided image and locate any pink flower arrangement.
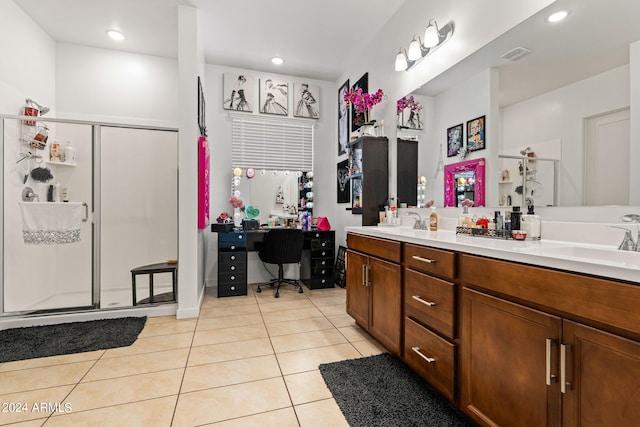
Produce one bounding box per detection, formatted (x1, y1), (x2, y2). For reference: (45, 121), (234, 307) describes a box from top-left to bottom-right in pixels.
(460, 199), (474, 207)
(343, 88), (385, 114)
(228, 196), (244, 209)
(397, 95), (422, 115)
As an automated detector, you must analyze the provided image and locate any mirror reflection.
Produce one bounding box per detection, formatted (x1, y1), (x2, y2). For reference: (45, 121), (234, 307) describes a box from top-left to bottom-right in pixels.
(404, 0), (639, 207)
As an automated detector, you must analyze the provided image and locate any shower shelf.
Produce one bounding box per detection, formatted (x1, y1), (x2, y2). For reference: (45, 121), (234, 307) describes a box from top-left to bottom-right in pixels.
(45, 161), (76, 167)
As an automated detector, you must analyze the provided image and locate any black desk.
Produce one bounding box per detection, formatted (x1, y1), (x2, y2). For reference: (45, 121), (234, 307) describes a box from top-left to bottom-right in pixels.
(212, 228), (336, 297)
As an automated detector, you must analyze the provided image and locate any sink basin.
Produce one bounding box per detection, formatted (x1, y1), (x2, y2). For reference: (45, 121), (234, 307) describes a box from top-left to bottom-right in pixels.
(521, 246), (640, 267)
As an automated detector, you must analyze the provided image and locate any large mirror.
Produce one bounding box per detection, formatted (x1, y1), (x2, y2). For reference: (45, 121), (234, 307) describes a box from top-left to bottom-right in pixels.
(404, 0), (640, 207)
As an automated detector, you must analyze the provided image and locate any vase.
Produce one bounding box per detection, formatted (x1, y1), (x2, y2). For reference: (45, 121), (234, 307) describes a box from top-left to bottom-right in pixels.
(233, 207), (243, 227)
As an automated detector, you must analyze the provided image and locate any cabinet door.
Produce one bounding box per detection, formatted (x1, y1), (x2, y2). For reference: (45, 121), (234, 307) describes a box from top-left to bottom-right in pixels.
(369, 256), (402, 355)
(460, 288), (562, 427)
(562, 320), (640, 427)
(346, 250), (369, 328)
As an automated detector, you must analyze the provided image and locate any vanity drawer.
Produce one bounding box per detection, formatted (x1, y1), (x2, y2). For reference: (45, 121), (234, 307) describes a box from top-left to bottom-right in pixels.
(405, 268), (455, 339)
(219, 252), (246, 265)
(218, 271), (247, 285)
(404, 244), (455, 280)
(311, 248), (333, 258)
(347, 233), (401, 263)
(312, 265), (333, 277)
(218, 232), (247, 251)
(311, 239), (333, 250)
(404, 317), (456, 401)
(218, 281), (247, 297)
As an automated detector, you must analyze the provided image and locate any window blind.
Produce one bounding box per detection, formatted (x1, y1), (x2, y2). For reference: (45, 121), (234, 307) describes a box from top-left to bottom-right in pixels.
(231, 115), (314, 171)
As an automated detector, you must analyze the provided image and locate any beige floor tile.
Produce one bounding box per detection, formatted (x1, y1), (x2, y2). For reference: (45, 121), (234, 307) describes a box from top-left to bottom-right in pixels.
(296, 398), (349, 427)
(6, 419), (46, 426)
(276, 343), (361, 376)
(337, 324), (372, 342)
(62, 369), (182, 412)
(260, 307), (325, 324)
(82, 348), (189, 382)
(201, 294), (256, 308)
(317, 304), (348, 317)
(252, 286), (308, 302)
(351, 338), (388, 356)
(195, 313), (264, 331)
(306, 288), (345, 300)
(0, 350), (104, 373)
(266, 317), (334, 337)
(271, 329), (348, 354)
(192, 324), (268, 347)
(284, 370), (332, 405)
(102, 332), (193, 358)
(258, 299), (314, 313)
(199, 304), (260, 319)
(0, 385), (73, 424)
(0, 362), (94, 395)
(187, 338), (273, 366)
(207, 407), (299, 427)
(309, 295), (346, 307)
(138, 319), (197, 338)
(173, 377), (291, 426)
(45, 395), (177, 427)
(145, 315), (178, 325)
(182, 355), (281, 392)
(326, 314), (356, 328)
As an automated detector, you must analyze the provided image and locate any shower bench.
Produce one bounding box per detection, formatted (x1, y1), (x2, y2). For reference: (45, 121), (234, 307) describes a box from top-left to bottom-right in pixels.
(131, 262), (178, 305)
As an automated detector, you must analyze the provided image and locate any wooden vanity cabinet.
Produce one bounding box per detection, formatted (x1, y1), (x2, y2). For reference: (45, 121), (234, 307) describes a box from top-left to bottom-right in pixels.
(460, 254), (640, 427)
(346, 233), (402, 355)
(402, 243), (457, 401)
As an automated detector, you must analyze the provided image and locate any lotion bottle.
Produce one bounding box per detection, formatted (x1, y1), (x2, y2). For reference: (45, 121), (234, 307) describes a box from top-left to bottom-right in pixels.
(429, 206), (438, 231)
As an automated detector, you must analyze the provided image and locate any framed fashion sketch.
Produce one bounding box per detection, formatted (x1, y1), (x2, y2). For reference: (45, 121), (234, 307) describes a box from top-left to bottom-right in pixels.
(223, 73), (254, 112)
(198, 77), (206, 136)
(351, 73), (368, 130)
(467, 115), (486, 152)
(293, 83), (320, 119)
(338, 79), (349, 155)
(447, 123), (463, 158)
(259, 78), (288, 116)
(337, 159), (350, 203)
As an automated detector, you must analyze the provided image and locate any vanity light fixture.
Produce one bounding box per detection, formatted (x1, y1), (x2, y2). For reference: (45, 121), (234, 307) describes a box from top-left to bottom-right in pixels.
(395, 20), (454, 72)
(106, 30), (126, 41)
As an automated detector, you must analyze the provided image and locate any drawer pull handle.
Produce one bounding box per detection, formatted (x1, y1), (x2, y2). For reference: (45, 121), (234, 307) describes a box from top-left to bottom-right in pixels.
(412, 255), (436, 264)
(411, 346), (435, 363)
(412, 295), (436, 307)
(230, 266), (236, 271)
(561, 344), (572, 393)
(230, 255), (236, 261)
(230, 245), (236, 250)
(546, 338), (557, 386)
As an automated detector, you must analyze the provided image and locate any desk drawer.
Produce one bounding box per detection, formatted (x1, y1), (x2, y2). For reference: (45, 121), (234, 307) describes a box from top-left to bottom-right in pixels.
(311, 239), (333, 250)
(405, 268), (455, 339)
(312, 265), (333, 277)
(404, 317), (455, 401)
(306, 277), (335, 289)
(311, 248), (333, 258)
(404, 244), (455, 280)
(312, 258), (333, 269)
(219, 252), (246, 265)
(219, 232), (247, 251)
(219, 271), (247, 285)
(218, 282), (247, 297)
(307, 231), (334, 240)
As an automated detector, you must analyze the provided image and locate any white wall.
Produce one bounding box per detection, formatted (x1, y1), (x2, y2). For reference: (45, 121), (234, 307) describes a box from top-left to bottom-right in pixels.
(630, 40), (640, 205)
(203, 64), (335, 285)
(501, 65), (630, 206)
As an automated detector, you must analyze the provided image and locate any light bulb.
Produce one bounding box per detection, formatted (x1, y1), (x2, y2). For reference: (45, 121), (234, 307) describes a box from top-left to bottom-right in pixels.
(408, 36), (422, 61)
(395, 49), (408, 71)
(423, 20), (440, 48)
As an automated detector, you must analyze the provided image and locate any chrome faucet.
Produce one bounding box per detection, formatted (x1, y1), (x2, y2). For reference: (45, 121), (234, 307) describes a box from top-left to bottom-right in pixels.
(612, 214), (640, 251)
(406, 212), (425, 230)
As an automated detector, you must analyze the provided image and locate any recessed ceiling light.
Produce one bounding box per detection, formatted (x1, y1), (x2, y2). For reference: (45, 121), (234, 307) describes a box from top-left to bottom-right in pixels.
(106, 30), (126, 41)
(271, 57), (284, 65)
(547, 10), (570, 23)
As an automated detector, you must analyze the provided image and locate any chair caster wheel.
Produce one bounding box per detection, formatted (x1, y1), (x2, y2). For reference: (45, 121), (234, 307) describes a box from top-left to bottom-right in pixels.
(298, 287), (303, 293)
(275, 292), (280, 298)
(256, 287), (262, 293)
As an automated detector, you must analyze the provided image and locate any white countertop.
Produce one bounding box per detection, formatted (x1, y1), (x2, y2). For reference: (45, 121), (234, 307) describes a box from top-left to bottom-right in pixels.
(345, 225), (640, 284)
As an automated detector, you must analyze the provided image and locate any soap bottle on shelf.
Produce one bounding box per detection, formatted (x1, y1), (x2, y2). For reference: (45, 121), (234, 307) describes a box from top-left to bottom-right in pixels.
(429, 206), (438, 231)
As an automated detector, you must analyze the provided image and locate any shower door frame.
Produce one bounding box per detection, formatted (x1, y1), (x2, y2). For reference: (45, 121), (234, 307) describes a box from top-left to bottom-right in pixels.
(0, 115), (178, 317)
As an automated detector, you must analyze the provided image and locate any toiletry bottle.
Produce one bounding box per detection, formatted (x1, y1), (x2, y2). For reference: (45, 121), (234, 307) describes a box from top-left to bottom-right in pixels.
(511, 206), (522, 231)
(504, 211), (512, 233)
(495, 211), (504, 235)
(429, 206), (438, 231)
(521, 205), (541, 240)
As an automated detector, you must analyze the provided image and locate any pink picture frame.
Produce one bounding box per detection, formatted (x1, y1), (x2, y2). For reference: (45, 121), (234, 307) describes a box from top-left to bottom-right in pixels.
(444, 158), (485, 207)
(198, 136), (210, 229)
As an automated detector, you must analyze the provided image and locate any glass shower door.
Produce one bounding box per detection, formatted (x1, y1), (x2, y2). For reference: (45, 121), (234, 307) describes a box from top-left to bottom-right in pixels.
(2, 119), (93, 314)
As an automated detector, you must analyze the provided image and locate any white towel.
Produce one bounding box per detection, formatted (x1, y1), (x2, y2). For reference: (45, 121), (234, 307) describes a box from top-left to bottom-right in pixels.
(19, 202), (83, 245)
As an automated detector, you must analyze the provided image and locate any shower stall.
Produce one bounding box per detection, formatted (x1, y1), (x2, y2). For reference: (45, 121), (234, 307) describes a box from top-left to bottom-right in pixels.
(1, 115), (178, 317)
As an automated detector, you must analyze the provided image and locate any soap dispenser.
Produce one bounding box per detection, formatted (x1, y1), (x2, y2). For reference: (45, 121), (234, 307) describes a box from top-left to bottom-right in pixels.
(521, 205), (541, 240)
(429, 206), (438, 231)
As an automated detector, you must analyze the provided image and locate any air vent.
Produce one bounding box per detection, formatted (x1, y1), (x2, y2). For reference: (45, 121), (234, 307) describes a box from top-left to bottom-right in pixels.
(501, 47), (532, 62)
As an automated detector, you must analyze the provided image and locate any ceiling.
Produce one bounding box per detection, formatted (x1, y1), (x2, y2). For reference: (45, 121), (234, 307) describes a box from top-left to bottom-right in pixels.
(12, 0), (406, 82)
(12, 0), (640, 105)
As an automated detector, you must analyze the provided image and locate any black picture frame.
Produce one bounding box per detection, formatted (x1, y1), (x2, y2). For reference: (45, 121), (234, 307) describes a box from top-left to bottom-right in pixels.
(334, 245), (347, 288)
(446, 123), (463, 158)
(351, 72), (368, 130)
(466, 115), (486, 152)
(337, 159), (350, 203)
(198, 76), (206, 136)
(338, 79), (350, 156)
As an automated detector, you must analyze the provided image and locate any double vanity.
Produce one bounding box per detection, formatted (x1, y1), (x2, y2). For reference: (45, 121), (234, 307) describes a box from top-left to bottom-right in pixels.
(345, 224), (640, 426)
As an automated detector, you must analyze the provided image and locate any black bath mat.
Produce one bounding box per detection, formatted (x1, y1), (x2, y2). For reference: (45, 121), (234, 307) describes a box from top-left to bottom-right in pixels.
(0, 317), (146, 363)
(320, 353), (472, 427)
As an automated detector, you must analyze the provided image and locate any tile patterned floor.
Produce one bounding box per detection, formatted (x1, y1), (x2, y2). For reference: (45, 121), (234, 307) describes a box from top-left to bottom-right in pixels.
(0, 285), (386, 426)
